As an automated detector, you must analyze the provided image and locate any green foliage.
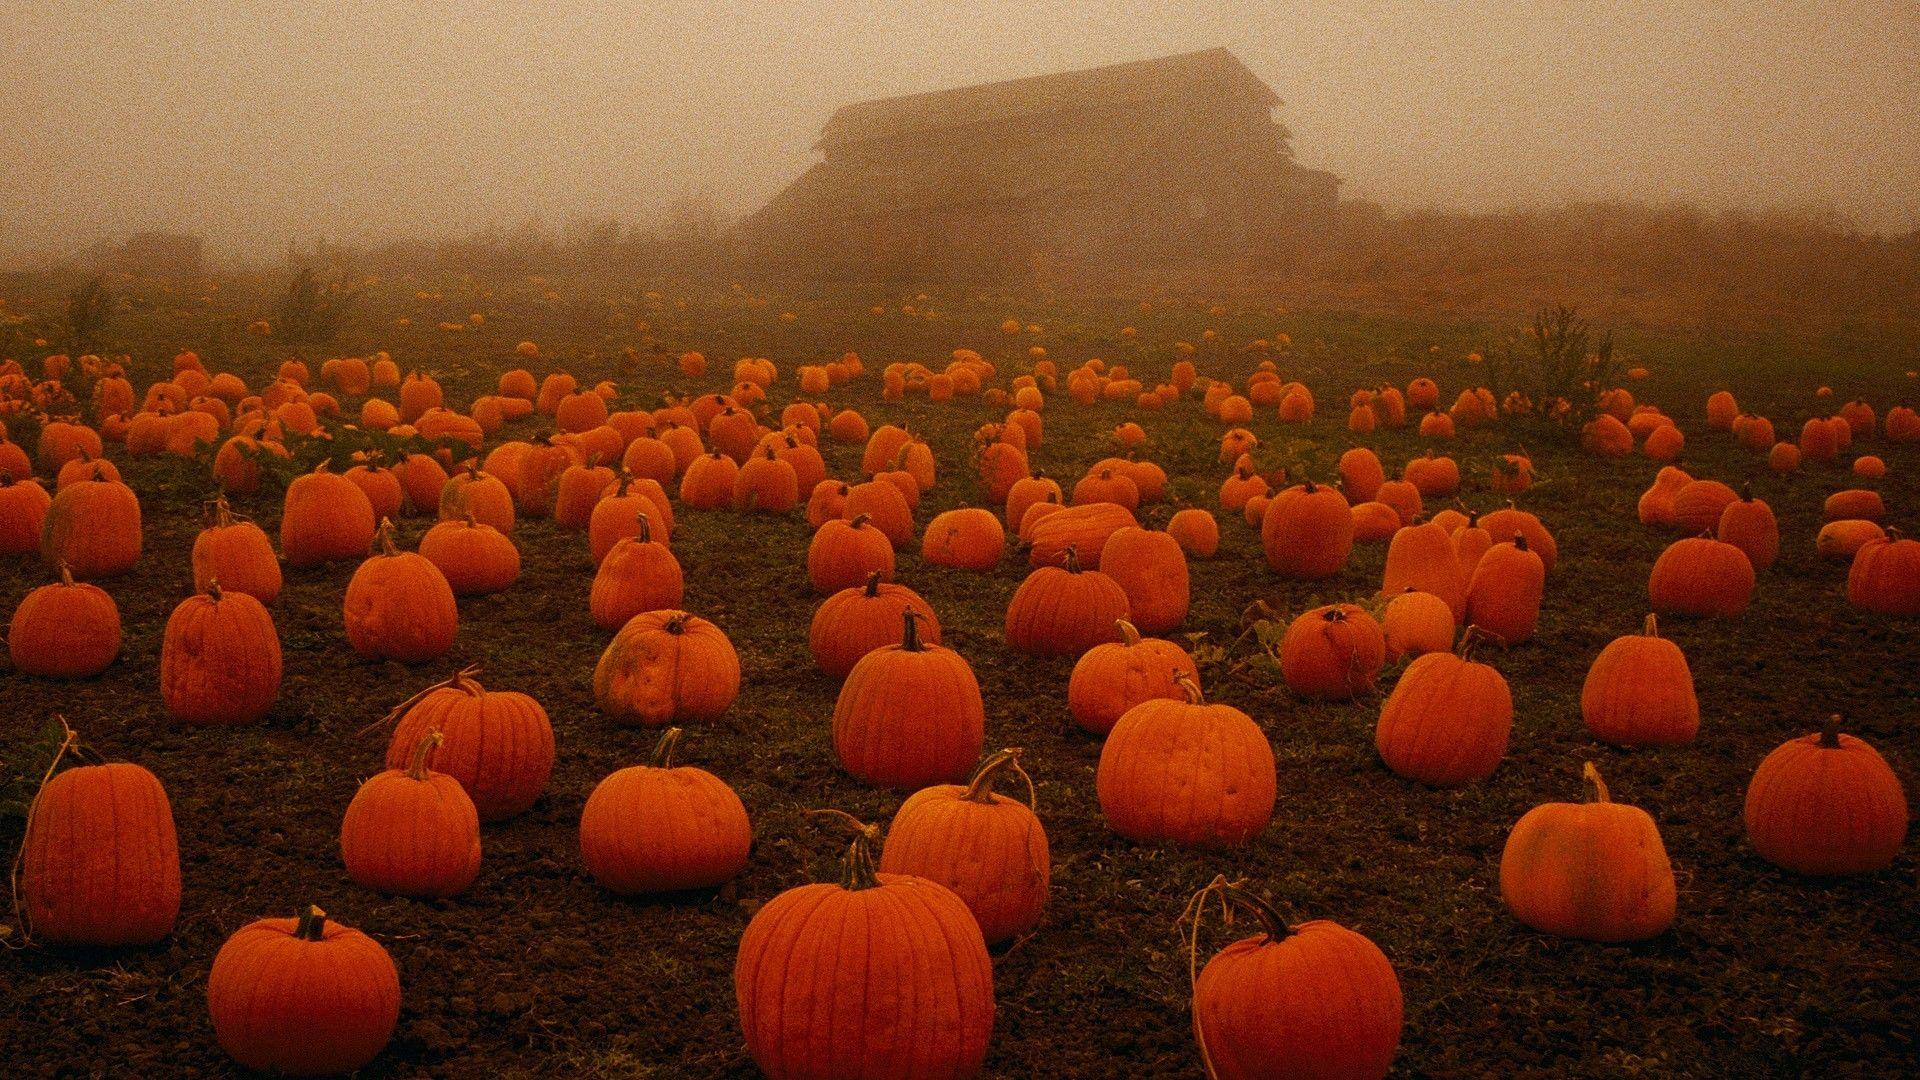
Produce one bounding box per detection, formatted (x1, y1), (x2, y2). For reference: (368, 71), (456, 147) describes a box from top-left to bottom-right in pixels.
(1485, 304), (1622, 433)
(65, 275), (112, 350)
(276, 268), (359, 347)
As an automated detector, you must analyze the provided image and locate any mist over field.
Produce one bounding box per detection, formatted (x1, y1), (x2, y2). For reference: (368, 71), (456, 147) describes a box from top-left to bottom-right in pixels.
(3, 0), (1916, 265)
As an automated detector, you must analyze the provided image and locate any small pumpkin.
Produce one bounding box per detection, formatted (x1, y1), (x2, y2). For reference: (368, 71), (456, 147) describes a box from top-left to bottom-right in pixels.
(191, 496), (281, 602)
(8, 563), (121, 678)
(809, 574), (941, 679)
(589, 512), (683, 630)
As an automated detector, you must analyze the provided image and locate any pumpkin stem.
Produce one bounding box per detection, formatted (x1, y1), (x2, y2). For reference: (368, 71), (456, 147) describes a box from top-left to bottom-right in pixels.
(899, 609), (926, 652)
(848, 512), (872, 531)
(1818, 715), (1843, 749)
(635, 511), (652, 544)
(1115, 619), (1142, 647)
(807, 810), (883, 891)
(664, 613), (689, 635)
(293, 905), (328, 941)
(1582, 761), (1611, 803)
(1642, 613), (1660, 638)
(862, 571), (882, 598)
(56, 561), (74, 588)
(1513, 533), (1529, 552)
(1173, 671), (1205, 705)
(374, 518), (397, 557)
(205, 578), (224, 602)
(10, 714), (83, 942)
(1062, 546), (1081, 573)
(1178, 874), (1297, 1080)
(650, 726), (684, 768)
(356, 663), (483, 737)
(405, 731), (443, 780)
(960, 748), (1037, 809)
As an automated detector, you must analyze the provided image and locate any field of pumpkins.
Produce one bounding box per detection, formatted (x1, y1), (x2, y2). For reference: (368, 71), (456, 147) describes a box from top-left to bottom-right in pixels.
(1, 280), (1916, 1078)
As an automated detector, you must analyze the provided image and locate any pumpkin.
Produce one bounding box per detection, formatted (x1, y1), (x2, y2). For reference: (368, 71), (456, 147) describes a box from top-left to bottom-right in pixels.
(1097, 673), (1275, 846)
(1744, 716), (1908, 876)
(1167, 507), (1219, 558)
(588, 473), (674, 563)
(1219, 465), (1269, 512)
(1481, 504), (1557, 572)
(921, 507), (1005, 571)
(1072, 466), (1140, 509)
(580, 727), (753, 893)
(1636, 465), (1692, 527)
(1373, 479), (1423, 525)
(340, 731), (481, 898)
(21, 748), (179, 945)
(595, 610), (741, 727)
(1188, 876), (1402, 1080)
(394, 452), (449, 513)
(1382, 588), (1455, 663)
(734, 446), (799, 512)
(161, 581), (282, 725)
(1846, 530), (1920, 615)
(834, 610), (985, 789)
(1768, 440), (1801, 472)
(344, 521), (458, 663)
(1023, 500), (1137, 569)
(419, 513), (520, 595)
(282, 461), (377, 567)
(1261, 479), (1353, 580)
(1491, 452), (1534, 493)
(551, 461), (615, 529)
(1067, 619), (1201, 735)
(809, 575), (942, 679)
(1715, 486), (1778, 570)
(343, 461), (405, 520)
(589, 512), (683, 629)
(1464, 536), (1545, 645)
(190, 496), (281, 602)
(1337, 447), (1386, 502)
(1823, 488), (1886, 523)
(1279, 604), (1386, 701)
(1706, 390), (1739, 429)
(1374, 633), (1512, 786)
(207, 906), (401, 1076)
(0, 470), (52, 554)
(1817, 518), (1885, 560)
(1580, 613), (1698, 746)
(1100, 525), (1189, 632)
(381, 665), (555, 821)
(8, 563), (121, 678)
(1649, 535), (1754, 617)
(880, 748), (1050, 944)
(40, 468), (141, 578)
(1670, 479), (1739, 534)
(1006, 547), (1130, 657)
(1381, 519), (1466, 621)
(808, 513), (896, 593)
(1499, 762), (1676, 942)
(735, 815), (993, 1080)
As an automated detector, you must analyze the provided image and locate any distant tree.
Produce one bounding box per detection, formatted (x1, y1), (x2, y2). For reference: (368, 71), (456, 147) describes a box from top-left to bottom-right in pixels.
(277, 267), (358, 347)
(65, 275), (111, 351)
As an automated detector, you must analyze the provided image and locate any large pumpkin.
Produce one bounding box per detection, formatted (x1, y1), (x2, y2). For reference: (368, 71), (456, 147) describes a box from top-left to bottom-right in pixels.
(735, 817), (994, 1080)
(1099, 525), (1189, 632)
(594, 610), (741, 726)
(21, 751), (180, 945)
(1097, 674), (1276, 847)
(207, 906), (401, 1076)
(809, 574), (941, 679)
(1649, 535), (1754, 617)
(1846, 530), (1920, 615)
(191, 496), (282, 602)
(879, 748), (1051, 944)
(1374, 636), (1512, 787)
(1499, 762), (1676, 942)
(382, 665), (555, 821)
(40, 467), (141, 578)
(1005, 547), (1130, 657)
(1279, 604), (1386, 701)
(834, 610), (984, 789)
(8, 563), (121, 678)
(1260, 478), (1353, 580)
(281, 460), (377, 567)
(589, 512), (683, 630)
(1744, 717), (1908, 875)
(343, 522), (458, 663)
(580, 727), (753, 894)
(160, 582), (283, 725)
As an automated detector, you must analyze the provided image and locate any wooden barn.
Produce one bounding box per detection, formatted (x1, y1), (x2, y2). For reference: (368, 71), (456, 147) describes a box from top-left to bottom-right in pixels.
(734, 48), (1339, 281)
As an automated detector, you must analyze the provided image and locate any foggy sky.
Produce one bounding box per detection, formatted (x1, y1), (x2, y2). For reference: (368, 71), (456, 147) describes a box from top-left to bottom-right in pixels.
(3, 0), (1916, 263)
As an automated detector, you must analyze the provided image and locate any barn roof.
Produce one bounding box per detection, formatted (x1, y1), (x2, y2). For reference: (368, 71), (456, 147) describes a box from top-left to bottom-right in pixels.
(815, 48), (1278, 150)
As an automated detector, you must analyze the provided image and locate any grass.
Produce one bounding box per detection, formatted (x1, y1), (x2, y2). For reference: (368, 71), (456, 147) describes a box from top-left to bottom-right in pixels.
(1, 271), (1916, 1078)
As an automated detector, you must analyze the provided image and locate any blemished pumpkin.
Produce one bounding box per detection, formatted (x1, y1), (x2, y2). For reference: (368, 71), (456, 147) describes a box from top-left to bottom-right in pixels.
(833, 610), (985, 789)
(191, 496), (281, 603)
(1374, 634), (1513, 787)
(1097, 674), (1276, 847)
(1649, 535), (1754, 617)
(580, 727), (753, 894)
(160, 581), (283, 725)
(207, 906), (401, 1076)
(879, 748), (1051, 944)
(1023, 500), (1137, 569)
(1581, 614), (1698, 746)
(281, 460), (377, 567)
(1067, 620), (1200, 735)
(1744, 716), (1908, 876)
(340, 731), (481, 898)
(380, 665), (555, 821)
(921, 507), (1005, 571)
(809, 574), (941, 679)
(595, 610), (742, 727)
(8, 563), (121, 678)
(344, 521), (458, 663)
(1005, 547), (1131, 657)
(1279, 604), (1387, 701)
(1187, 876), (1403, 1080)
(21, 748), (180, 946)
(1099, 525), (1189, 632)
(589, 512), (683, 630)
(734, 815), (994, 1080)
(808, 513), (896, 593)
(1499, 762), (1676, 942)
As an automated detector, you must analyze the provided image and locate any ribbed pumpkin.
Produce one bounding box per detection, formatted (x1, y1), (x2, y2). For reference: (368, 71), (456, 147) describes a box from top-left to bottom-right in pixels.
(921, 507), (1005, 571)
(1066, 620), (1200, 735)
(809, 574), (941, 679)
(439, 464), (517, 533)
(879, 748), (1051, 945)
(1716, 486), (1779, 570)
(1337, 447), (1386, 502)
(1499, 762), (1676, 942)
(21, 746), (180, 945)
(580, 727), (753, 894)
(40, 467), (141, 578)
(1382, 588), (1454, 664)
(594, 610), (741, 726)
(281, 460), (377, 567)
(1744, 717), (1908, 876)
(207, 906), (401, 1076)
(1381, 519), (1466, 621)
(341, 732), (481, 898)
(1670, 479), (1740, 533)
(808, 513), (895, 593)
(1481, 504), (1557, 572)
(1279, 604), (1386, 701)
(1464, 536), (1545, 645)
(1188, 876), (1402, 1080)
(734, 446), (800, 512)
(1374, 634), (1513, 786)
(833, 610), (985, 789)
(1649, 535), (1754, 617)
(8, 563), (121, 678)
(1004, 473), (1062, 529)
(589, 512), (683, 630)
(344, 521), (458, 663)
(191, 496), (281, 602)
(1024, 500), (1137, 569)
(160, 582), (283, 725)
(588, 473), (674, 563)
(418, 513), (520, 595)
(1581, 614), (1698, 746)
(1846, 530), (1920, 615)
(1005, 547), (1130, 657)
(1100, 525), (1189, 632)
(841, 478), (915, 549)
(734, 816), (993, 1080)
(0, 471), (52, 554)
(381, 665), (555, 821)
(1167, 507), (1219, 558)
(1261, 478), (1353, 579)
(1097, 673), (1276, 847)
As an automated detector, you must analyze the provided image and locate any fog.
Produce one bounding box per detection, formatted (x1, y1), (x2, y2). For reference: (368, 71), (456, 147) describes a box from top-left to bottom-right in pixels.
(3, 0), (1916, 264)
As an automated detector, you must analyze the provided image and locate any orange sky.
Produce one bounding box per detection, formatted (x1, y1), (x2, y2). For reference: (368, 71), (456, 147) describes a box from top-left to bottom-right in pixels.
(2, 0), (1915, 262)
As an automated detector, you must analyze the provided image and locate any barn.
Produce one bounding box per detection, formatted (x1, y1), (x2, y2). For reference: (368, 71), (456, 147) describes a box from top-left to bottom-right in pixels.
(734, 48), (1339, 281)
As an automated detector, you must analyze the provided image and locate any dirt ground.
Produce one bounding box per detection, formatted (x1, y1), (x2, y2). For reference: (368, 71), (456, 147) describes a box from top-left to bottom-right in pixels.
(3, 279), (1916, 1078)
